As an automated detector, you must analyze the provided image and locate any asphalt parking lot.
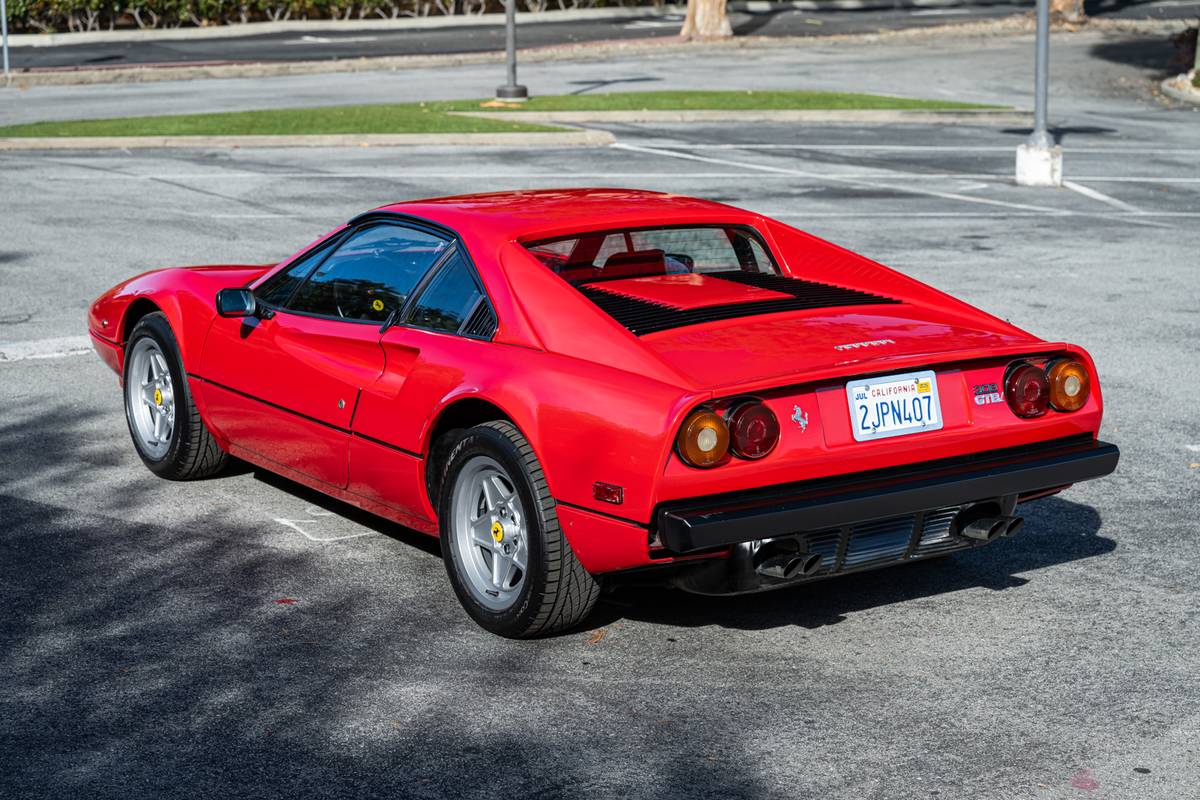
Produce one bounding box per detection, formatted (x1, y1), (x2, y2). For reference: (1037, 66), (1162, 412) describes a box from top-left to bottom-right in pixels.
(2, 48), (1200, 799)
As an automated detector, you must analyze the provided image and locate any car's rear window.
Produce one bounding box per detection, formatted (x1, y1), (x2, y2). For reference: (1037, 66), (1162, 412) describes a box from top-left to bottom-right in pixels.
(524, 225), (778, 284)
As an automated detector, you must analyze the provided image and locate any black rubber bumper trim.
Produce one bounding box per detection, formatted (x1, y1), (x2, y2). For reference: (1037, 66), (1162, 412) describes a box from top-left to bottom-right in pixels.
(655, 435), (1119, 553)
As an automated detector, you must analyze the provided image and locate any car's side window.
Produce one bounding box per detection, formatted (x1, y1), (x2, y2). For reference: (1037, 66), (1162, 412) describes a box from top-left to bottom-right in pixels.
(286, 223), (451, 323)
(408, 251), (486, 335)
(256, 243), (333, 307)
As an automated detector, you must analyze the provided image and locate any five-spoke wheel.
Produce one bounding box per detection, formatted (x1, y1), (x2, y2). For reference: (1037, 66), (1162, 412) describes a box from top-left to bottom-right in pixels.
(438, 420), (600, 638)
(122, 312), (227, 480)
(450, 456), (529, 611)
(125, 337), (176, 460)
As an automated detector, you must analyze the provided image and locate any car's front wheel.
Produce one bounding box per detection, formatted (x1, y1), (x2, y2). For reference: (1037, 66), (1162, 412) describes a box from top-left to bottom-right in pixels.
(123, 312), (228, 480)
(439, 420), (600, 638)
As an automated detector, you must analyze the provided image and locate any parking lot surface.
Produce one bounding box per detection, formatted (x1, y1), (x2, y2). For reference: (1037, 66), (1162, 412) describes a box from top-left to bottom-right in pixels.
(2, 38), (1199, 800)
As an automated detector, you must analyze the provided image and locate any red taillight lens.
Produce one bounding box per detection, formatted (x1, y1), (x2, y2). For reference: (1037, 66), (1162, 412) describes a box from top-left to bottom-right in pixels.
(727, 401), (780, 459)
(1005, 363), (1050, 418)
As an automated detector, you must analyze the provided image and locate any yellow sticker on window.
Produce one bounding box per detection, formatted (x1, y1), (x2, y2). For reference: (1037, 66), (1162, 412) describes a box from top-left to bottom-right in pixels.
(371, 299), (385, 312)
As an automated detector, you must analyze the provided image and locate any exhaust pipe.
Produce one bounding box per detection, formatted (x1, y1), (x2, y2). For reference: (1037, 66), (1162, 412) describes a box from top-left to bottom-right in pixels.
(755, 551), (822, 580)
(959, 516), (1007, 541)
(958, 514), (1024, 542)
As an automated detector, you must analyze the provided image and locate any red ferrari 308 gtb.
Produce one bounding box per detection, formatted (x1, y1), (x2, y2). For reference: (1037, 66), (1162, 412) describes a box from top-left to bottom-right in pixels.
(89, 189), (1118, 637)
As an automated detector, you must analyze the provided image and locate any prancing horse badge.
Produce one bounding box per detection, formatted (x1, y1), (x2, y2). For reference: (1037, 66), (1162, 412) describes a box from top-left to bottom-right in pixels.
(791, 405), (809, 432)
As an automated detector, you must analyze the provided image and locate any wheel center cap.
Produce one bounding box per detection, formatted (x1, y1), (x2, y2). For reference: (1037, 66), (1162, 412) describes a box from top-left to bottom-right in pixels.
(153, 388), (163, 406)
(491, 521), (504, 543)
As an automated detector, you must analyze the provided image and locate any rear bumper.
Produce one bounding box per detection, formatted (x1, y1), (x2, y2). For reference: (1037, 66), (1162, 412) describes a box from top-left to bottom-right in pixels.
(655, 435), (1119, 553)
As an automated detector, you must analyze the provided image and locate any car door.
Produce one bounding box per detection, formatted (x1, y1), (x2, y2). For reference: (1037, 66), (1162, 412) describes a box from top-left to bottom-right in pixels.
(200, 222), (453, 487)
(348, 247), (496, 523)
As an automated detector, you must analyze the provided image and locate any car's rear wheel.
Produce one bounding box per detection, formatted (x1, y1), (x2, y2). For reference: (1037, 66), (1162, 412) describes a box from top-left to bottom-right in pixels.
(123, 313), (228, 480)
(439, 420), (600, 638)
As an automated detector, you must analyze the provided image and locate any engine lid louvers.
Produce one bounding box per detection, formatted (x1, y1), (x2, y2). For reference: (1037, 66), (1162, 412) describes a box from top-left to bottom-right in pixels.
(578, 271), (899, 336)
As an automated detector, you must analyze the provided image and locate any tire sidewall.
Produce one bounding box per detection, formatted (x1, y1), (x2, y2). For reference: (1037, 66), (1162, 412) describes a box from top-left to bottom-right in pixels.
(123, 313), (192, 478)
(438, 426), (550, 637)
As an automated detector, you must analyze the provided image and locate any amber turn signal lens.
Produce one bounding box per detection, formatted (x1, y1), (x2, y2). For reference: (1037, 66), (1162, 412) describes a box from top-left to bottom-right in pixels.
(1004, 362), (1050, 418)
(1046, 359), (1091, 412)
(727, 401), (780, 460)
(676, 409), (730, 468)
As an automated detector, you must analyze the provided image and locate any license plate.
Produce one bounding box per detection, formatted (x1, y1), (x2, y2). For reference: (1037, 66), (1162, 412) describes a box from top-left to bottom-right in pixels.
(846, 370), (943, 442)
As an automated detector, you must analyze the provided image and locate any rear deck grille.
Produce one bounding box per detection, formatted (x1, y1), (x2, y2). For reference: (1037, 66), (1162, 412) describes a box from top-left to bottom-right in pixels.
(579, 271), (899, 336)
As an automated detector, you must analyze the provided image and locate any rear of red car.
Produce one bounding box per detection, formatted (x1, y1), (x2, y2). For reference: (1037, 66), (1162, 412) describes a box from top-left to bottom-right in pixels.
(514, 212), (1118, 593)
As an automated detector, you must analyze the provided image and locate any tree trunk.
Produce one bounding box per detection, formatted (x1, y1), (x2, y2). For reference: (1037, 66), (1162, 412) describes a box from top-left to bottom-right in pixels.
(1049, 0), (1085, 23)
(680, 0), (732, 39)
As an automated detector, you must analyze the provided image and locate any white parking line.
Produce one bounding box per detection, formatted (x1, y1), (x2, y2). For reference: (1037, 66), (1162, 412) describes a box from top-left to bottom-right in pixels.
(274, 517), (374, 542)
(40, 168), (1200, 184)
(1062, 180), (1144, 214)
(612, 142), (1070, 214)
(0, 335), (91, 362)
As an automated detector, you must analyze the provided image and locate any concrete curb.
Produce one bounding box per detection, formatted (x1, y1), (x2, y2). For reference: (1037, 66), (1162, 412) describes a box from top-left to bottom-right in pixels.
(0, 129), (616, 150)
(6, 0), (1028, 47)
(1160, 72), (1200, 106)
(451, 108), (1031, 125)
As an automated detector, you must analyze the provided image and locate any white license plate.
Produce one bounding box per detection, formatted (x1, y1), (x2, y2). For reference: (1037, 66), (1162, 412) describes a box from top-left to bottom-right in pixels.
(846, 370), (943, 442)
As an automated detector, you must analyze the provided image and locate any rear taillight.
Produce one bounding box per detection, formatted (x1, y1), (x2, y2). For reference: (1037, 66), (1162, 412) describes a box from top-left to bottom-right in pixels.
(1046, 359), (1091, 412)
(726, 401), (780, 459)
(1005, 363), (1050, 418)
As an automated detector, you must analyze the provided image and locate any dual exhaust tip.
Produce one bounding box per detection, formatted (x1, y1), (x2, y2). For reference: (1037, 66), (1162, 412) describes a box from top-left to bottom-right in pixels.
(957, 513), (1024, 542)
(753, 541), (823, 581)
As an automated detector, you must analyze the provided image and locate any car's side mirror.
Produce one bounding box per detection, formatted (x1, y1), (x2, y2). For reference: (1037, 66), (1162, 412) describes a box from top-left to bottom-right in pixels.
(216, 288), (258, 318)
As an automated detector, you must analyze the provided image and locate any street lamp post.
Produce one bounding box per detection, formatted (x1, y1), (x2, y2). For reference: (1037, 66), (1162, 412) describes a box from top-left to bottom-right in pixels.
(495, 0), (528, 101)
(2, 0), (11, 87)
(1015, 0), (1061, 186)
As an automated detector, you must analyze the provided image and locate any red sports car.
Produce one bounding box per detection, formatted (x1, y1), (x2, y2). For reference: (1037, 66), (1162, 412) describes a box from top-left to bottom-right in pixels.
(89, 189), (1118, 637)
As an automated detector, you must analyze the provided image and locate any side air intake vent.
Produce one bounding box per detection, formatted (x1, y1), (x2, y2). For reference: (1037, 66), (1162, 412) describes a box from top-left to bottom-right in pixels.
(579, 271), (898, 336)
(462, 301), (498, 339)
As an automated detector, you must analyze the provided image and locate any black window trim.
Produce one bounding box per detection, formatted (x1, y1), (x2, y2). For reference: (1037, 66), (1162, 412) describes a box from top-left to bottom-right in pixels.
(401, 243), (497, 341)
(254, 211), (497, 340)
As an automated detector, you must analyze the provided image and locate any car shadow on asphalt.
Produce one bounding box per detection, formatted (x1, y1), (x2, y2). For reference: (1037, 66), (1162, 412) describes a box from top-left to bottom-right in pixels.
(241, 461), (1115, 636)
(594, 496), (1113, 632)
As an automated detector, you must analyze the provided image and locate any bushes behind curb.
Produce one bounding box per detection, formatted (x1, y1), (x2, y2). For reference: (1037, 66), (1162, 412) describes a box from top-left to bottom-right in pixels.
(6, 0), (661, 34)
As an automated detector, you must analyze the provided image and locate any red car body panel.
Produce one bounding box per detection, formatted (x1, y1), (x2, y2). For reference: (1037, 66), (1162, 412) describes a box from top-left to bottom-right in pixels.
(89, 189), (1113, 576)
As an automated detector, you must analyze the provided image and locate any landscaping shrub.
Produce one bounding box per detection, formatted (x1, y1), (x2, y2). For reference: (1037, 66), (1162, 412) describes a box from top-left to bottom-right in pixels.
(5, 0), (659, 32)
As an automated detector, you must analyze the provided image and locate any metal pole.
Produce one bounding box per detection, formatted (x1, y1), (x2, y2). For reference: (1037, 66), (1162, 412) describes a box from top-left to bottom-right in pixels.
(1027, 0), (1050, 149)
(2, 0), (11, 86)
(494, 0), (527, 101)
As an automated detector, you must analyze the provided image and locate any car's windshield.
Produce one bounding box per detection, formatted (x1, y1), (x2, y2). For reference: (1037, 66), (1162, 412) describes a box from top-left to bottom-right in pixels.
(524, 225), (778, 284)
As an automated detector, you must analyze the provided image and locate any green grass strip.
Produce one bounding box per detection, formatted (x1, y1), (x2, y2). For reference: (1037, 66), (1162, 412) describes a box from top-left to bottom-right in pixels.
(432, 90), (1002, 112)
(0, 91), (1003, 138)
(0, 103), (561, 138)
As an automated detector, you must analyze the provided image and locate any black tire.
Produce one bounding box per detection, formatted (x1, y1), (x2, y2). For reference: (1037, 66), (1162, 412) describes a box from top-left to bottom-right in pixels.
(438, 420), (600, 638)
(123, 312), (228, 480)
